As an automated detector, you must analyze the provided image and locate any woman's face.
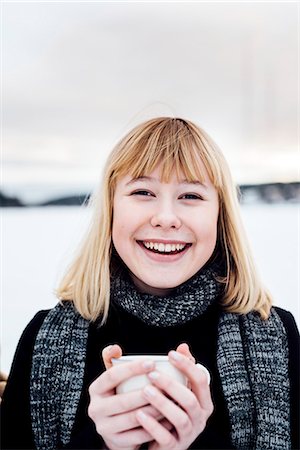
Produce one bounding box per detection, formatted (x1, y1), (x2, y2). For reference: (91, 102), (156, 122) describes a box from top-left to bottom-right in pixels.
(112, 162), (219, 295)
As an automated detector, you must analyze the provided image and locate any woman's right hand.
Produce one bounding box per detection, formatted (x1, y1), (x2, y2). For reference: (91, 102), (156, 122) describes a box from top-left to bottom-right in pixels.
(88, 345), (169, 450)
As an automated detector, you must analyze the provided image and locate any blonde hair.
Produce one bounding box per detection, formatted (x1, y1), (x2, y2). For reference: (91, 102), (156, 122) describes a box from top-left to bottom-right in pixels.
(57, 117), (272, 322)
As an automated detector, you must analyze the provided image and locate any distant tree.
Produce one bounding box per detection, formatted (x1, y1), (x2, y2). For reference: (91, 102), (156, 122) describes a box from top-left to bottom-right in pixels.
(0, 191), (24, 207)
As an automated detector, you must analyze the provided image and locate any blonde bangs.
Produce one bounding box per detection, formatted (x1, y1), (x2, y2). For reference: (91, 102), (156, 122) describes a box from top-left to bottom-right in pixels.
(109, 118), (223, 191)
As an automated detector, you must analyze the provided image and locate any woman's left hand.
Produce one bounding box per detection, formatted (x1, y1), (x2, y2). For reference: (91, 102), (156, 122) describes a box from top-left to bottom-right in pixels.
(135, 344), (213, 450)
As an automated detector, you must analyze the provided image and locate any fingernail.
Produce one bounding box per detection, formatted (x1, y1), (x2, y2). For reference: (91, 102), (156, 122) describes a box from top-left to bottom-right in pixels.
(106, 345), (113, 353)
(169, 351), (182, 361)
(144, 385), (156, 397)
(136, 410), (148, 421)
(142, 360), (154, 370)
(148, 371), (160, 380)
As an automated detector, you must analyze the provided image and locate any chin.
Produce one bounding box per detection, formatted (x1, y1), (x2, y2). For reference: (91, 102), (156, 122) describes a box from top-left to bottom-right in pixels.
(145, 278), (184, 290)
(152, 280), (180, 288)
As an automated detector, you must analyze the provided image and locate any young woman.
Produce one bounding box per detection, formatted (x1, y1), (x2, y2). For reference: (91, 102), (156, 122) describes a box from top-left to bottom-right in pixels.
(1, 117), (299, 450)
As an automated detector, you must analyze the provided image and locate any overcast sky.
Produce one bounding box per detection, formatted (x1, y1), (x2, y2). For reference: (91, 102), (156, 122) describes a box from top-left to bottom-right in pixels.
(2, 1), (298, 199)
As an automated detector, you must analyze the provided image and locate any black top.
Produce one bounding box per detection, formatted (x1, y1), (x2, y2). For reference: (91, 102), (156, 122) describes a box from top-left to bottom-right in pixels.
(1, 302), (299, 449)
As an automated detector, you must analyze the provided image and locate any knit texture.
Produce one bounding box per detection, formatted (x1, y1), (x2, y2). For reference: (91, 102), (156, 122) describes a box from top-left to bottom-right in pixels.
(217, 311), (290, 450)
(30, 270), (291, 450)
(30, 302), (89, 449)
(111, 264), (222, 326)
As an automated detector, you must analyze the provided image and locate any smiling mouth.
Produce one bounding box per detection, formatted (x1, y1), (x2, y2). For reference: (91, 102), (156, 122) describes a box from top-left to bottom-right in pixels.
(137, 241), (192, 255)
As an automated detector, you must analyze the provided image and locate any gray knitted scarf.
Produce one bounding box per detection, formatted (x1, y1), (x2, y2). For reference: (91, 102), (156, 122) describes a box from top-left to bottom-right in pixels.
(111, 264), (222, 326)
(30, 266), (291, 450)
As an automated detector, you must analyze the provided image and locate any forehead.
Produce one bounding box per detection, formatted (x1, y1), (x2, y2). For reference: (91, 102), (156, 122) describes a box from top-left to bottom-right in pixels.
(116, 163), (215, 191)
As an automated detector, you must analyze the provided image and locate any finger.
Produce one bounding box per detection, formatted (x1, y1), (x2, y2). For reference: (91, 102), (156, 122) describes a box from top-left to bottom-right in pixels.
(93, 389), (151, 416)
(168, 351), (213, 413)
(89, 359), (155, 395)
(144, 373), (199, 431)
(96, 389), (162, 418)
(0, 372), (8, 382)
(136, 409), (177, 449)
(195, 363), (211, 385)
(102, 344), (122, 370)
(176, 343), (195, 363)
(100, 404), (162, 434)
(0, 381), (7, 397)
(142, 404), (164, 420)
(176, 344), (195, 389)
(159, 417), (174, 432)
(105, 427), (154, 448)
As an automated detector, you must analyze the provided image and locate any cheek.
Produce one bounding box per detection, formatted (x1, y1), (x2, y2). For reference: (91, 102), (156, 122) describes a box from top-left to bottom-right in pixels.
(208, 223), (218, 247)
(113, 202), (147, 237)
(112, 200), (128, 234)
(112, 221), (128, 248)
(195, 213), (218, 233)
(112, 210), (137, 249)
(194, 211), (218, 246)
(112, 208), (124, 248)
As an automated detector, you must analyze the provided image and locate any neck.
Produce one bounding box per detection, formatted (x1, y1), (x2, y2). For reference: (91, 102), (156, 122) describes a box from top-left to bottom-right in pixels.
(129, 271), (176, 296)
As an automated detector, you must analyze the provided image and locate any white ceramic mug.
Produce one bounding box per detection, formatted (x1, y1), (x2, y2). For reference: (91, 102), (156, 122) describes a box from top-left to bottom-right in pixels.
(111, 355), (187, 394)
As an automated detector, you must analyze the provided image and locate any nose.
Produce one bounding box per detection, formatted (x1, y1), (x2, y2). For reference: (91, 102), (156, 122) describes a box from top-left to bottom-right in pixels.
(150, 202), (182, 229)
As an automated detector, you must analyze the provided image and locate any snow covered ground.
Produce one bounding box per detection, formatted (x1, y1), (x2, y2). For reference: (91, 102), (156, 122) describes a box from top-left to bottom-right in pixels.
(1, 204), (299, 373)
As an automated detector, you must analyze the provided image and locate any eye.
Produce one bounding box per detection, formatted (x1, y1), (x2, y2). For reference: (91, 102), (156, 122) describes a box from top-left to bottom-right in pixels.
(180, 193), (203, 200)
(131, 190), (154, 197)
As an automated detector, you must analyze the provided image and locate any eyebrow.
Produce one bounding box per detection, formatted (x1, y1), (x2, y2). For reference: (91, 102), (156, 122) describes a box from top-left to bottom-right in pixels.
(125, 176), (152, 186)
(125, 176), (208, 189)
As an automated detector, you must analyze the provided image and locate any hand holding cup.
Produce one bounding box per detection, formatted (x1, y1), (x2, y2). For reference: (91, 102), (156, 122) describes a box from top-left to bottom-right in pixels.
(88, 344), (212, 450)
(88, 345), (172, 450)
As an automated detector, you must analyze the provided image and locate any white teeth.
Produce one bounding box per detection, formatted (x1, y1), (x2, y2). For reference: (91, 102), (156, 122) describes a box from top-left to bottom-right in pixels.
(158, 243), (164, 252)
(142, 241), (187, 253)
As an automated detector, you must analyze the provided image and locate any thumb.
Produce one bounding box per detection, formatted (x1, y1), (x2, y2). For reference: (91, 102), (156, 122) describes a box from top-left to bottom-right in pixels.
(176, 342), (195, 363)
(102, 344), (122, 370)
